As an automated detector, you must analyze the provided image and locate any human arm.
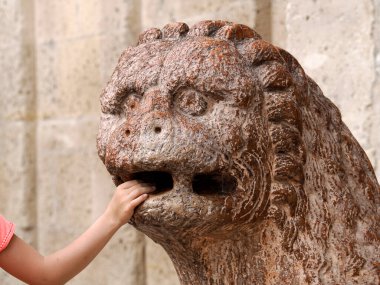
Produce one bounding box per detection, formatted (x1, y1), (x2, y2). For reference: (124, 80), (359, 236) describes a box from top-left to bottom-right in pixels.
(0, 180), (154, 284)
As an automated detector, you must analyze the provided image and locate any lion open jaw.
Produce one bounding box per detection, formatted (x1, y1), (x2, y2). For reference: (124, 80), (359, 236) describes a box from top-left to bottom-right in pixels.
(114, 171), (237, 196)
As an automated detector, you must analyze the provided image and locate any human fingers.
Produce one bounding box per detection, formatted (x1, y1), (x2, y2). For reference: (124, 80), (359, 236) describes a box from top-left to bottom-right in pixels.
(118, 180), (155, 191)
(129, 193), (149, 208)
(117, 180), (140, 190)
(127, 185), (155, 200)
(123, 181), (155, 191)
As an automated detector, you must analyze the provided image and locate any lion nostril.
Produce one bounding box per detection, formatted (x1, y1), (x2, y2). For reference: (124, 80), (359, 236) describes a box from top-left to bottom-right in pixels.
(125, 129), (131, 136)
(154, 126), (162, 134)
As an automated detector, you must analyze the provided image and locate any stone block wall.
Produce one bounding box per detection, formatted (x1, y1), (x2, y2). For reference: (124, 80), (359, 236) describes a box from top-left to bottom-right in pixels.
(0, 1), (379, 284)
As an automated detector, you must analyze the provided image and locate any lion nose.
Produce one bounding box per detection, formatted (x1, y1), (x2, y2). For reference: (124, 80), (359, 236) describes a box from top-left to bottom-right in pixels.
(138, 88), (172, 136)
(123, 87), (172, 140)
(142, 117), (169, 136)
(138, 116), (172, 151)
(126, 125), (163, 135)
(124, 121), (165, 139)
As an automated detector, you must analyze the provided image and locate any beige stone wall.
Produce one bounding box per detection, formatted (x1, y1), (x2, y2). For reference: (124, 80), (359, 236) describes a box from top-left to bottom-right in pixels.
(286, 0), (379, 178)
(0, 1), (378, 284)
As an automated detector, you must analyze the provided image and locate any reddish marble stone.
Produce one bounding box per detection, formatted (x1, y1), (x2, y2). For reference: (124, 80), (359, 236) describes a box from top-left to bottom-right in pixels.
(97, 21), (380, 284)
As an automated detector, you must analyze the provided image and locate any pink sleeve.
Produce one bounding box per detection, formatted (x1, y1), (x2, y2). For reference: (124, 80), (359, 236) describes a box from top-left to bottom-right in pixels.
(0, 215), (15, 253)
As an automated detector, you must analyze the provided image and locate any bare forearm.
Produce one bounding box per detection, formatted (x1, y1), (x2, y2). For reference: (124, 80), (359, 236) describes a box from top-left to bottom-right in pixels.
(43, 213), (120, 284)
(0, 181), (153, 284)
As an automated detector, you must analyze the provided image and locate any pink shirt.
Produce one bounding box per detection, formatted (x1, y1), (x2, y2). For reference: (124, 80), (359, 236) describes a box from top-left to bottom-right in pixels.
(0, 215), (15, 253)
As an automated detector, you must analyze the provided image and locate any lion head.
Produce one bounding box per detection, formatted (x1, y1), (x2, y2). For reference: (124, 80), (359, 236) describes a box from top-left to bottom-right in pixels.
(97, 21), (380, 284)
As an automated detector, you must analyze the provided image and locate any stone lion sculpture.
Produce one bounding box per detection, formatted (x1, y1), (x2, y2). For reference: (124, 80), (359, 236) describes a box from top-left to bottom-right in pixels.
(97, 21), (380, 284)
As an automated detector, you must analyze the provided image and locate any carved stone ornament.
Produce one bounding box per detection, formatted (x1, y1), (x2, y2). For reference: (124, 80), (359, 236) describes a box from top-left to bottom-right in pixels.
(97, 21), (380, 284)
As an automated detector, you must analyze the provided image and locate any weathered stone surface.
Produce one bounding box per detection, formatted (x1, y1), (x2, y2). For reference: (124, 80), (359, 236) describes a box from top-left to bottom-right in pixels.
(98, 21), (380, 284)
(270, 0), (287, 47)
(137, 3), (293, 282)
(0, 1), (36, 284)
(0, 122), (36, 241)
(139, 4), (258, 282)
(146, 238), (179, 285)
(98, 0), (141, 82)
(286, 0), (378, 177)
(34, 1), (102, 44)
(33, 1), (146, 284)
(0, 44), (35, 121)
(141, 0), (256, 31)
(1, 1), (379, 284)
(36, 120), (99, 251)
(36, 37), (102, 119)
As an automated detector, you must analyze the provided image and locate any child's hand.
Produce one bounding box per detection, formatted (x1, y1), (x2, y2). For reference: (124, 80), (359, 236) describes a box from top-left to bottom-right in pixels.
(104, 180), (155, 227)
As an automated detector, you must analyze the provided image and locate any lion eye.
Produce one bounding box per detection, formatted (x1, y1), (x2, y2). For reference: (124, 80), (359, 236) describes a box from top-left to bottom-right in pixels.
(123, 94), (142, 112)
(175, 89), (208, 116)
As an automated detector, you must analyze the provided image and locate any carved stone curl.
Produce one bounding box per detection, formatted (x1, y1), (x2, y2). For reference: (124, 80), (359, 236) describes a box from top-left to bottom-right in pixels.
(97, 20), (380, 284)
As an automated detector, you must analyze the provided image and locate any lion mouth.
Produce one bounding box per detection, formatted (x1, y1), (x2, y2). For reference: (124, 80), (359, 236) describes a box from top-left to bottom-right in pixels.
(192, 173), (237, 195)
(131, 171), (174, 194)
(116, 171), (237, 196)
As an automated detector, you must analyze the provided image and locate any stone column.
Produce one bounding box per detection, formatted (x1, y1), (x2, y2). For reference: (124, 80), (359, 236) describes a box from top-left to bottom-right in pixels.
(0, 1), (37, 284)
(34, 1), (144, 284)
(286, 0), (378, 175)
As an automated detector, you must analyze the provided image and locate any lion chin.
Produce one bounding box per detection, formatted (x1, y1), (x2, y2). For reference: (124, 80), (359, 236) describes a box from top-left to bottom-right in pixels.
(98, 20), (380, 285)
